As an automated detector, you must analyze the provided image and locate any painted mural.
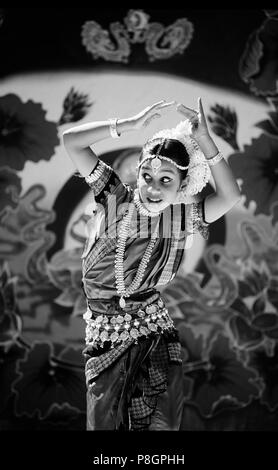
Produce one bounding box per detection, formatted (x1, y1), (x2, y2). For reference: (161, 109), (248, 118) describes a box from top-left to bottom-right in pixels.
(0, 8), (278, 430)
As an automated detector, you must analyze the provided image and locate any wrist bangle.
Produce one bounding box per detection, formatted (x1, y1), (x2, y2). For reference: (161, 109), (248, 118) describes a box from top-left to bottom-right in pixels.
(109, 118), (121, 139)
(206, 151), (224, 166)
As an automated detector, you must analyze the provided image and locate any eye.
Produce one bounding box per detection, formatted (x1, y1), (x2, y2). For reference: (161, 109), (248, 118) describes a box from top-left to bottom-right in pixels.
(161, 177), (172, 184)
(142, 173), (172, 184)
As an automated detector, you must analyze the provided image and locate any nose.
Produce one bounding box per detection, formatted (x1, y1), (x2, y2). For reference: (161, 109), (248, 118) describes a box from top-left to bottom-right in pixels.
(147, 183), (161, 195)
(148, 190), (161, 199)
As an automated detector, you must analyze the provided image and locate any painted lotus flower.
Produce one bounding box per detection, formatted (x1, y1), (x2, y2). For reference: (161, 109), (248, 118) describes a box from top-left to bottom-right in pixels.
(0, 94), (59, 171)
(13, 342), (86, 419)
(176, 325), (260, 417)
(239, 13), (278, 96)
(228, 134), (278, 218)
(229, 259), (278, 349)
(58, 87), (93, 125)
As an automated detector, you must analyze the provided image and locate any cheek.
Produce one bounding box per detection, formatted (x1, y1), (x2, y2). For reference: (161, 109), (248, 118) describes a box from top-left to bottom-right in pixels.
(165, 182), (180, 194)
(137, 178), (147, 196)
(137, 175), (147, 188)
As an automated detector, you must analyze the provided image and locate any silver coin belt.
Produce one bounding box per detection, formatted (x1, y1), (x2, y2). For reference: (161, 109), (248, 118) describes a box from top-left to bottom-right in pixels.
(83, 297), (175, 349)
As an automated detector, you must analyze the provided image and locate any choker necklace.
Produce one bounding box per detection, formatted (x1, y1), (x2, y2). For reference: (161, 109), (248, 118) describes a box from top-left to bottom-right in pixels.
(115, 202), (159, 308)
(133, 188), (162, 218)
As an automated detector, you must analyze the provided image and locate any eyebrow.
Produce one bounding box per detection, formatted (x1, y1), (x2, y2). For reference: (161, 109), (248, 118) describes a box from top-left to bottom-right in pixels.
(141, 165), (176, 175)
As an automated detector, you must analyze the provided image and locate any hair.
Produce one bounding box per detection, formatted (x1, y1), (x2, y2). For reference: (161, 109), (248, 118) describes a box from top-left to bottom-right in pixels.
(138, 138), (190, 182)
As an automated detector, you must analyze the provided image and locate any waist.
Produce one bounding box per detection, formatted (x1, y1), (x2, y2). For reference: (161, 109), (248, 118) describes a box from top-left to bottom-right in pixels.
(87, 289), (159, 314)
(83, 295), (175, 349)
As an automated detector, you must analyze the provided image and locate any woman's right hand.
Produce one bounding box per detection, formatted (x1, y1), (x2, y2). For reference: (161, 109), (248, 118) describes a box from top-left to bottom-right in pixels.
(130, 100), (176, 130)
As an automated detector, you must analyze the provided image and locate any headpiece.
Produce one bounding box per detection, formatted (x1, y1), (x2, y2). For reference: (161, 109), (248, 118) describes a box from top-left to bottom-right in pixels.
(137, 120), (211, 199)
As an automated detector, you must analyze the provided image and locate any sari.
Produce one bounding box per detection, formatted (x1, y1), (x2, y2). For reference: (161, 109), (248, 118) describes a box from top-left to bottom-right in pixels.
(79, 159), (210, 430)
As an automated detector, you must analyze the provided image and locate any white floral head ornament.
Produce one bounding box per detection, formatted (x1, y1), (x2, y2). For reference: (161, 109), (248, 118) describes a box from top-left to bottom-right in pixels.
(137, 120), (211, 200)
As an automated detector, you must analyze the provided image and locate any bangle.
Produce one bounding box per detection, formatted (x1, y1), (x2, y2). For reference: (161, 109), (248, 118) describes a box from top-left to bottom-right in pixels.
(206, 151), (224, 166)
(109, 118), (121, 139)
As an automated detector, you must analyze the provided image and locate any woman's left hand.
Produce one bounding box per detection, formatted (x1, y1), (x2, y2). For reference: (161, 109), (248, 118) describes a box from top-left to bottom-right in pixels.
(176, 97), (210, 142)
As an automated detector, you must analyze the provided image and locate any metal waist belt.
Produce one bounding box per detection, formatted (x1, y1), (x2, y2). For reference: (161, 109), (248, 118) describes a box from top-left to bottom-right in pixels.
(83, 296), (175, 349)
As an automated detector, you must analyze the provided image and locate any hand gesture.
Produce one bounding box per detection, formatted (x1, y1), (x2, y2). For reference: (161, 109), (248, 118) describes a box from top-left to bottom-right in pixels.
(131, 100), (176, 130)
(176, 97), (210, 141)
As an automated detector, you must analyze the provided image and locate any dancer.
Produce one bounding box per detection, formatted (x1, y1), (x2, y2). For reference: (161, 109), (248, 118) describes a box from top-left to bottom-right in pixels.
(63, 98), (241, 430)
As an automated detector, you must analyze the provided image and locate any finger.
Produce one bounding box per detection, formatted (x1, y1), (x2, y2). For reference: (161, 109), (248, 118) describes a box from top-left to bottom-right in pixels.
(176, 103), (197, 114)
(157, 100), (176, 108)
(148, 100), (166, 111)
(143, 113), (161, 127)
(176, 108), (196, 120)
(198, 97), (206, 121)
(176, 103), (197, 118)
(150, 101), (175, 112)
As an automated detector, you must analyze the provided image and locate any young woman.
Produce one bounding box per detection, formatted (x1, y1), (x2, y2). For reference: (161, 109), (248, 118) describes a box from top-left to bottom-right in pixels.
(63, 98), (241, 431)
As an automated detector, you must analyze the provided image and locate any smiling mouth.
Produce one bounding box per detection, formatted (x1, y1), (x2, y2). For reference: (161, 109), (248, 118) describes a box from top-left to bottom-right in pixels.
(147, 197), (163, 204)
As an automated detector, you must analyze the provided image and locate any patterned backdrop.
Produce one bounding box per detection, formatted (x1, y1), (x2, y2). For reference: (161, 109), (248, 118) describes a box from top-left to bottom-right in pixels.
(0, 8), (278, 430)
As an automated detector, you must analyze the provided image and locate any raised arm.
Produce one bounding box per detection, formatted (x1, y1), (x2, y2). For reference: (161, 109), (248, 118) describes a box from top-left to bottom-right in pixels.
(176, 98), (241, 224)
(62, 100), (176, 177)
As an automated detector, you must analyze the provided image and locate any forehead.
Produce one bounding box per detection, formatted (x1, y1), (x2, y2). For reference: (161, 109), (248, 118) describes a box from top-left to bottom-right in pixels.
(140, 161), (177, 174)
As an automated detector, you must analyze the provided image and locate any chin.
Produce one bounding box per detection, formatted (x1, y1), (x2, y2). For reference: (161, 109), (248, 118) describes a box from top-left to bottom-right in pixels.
(145, 200), (169, 212)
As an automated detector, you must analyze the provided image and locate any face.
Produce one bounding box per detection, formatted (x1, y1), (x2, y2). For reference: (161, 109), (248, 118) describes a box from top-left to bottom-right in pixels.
(137, 159), (182, 212)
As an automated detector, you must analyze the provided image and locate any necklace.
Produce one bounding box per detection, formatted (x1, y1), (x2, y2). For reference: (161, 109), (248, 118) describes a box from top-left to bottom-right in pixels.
(133, 188), (162, 218)
(115, 202), (159, 308)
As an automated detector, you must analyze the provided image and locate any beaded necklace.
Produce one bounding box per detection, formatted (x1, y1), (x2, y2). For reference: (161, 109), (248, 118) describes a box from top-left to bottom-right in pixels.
(133, 188), (162, 218)
(114, 191), (161, 308)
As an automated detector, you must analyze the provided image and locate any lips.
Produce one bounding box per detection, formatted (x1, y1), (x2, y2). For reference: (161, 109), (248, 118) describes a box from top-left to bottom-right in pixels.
(147, 197), (162, 204)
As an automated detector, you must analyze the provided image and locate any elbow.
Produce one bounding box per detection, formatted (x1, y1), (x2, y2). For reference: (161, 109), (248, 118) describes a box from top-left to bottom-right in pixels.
(62, 129), (72, 144)
(62, 129), (78, 150)
(62, 130), (70, 146)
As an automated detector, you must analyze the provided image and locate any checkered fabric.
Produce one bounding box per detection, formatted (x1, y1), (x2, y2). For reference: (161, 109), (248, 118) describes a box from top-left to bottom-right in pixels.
(128, 333), (182, 430)
(85, 328), (182, 430)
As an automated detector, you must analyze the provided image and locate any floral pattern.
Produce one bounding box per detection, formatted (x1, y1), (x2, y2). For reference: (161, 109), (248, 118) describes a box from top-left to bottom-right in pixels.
(208, 104), (240, 150)
(255, 97), (278, 138)
(0, 262), (22, 352)
(12, 342), (86, 419)
(229, 259), (278, 350)
(46, 248), (86, 317)
(176, 326), (259, 417)
(0, 94), (59, 171)
(228, 135), (278, 219)
(239, 12), (278, 97)
(58, 87), (93, 125)
(0, 167), (22, 215)
(0, 344), (26, 415)
(248, 344), (278, 412)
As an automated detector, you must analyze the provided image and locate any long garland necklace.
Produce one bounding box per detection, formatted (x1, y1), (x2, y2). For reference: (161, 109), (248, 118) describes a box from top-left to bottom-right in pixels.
(115, 200), (160, 308)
